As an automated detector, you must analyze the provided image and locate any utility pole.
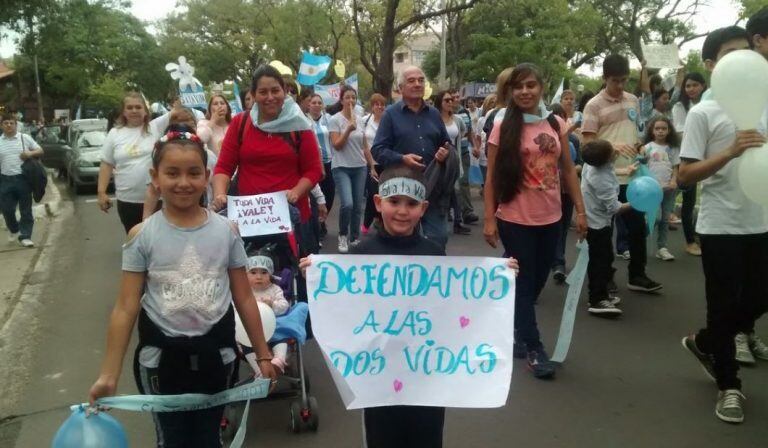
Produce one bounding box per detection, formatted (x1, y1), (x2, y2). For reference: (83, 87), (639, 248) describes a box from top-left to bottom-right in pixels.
(33, 55), (44, 122)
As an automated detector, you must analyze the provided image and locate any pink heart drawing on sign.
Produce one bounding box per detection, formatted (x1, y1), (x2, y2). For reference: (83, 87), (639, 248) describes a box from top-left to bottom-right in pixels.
(393, 380), (403, 393)
(459, 316), (470, 328)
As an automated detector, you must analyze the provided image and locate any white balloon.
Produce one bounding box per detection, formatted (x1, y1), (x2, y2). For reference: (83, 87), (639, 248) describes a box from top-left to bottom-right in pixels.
(711, 50), (768, 130)
(235, 302), (277, 347)
(738, 143), (768, 207)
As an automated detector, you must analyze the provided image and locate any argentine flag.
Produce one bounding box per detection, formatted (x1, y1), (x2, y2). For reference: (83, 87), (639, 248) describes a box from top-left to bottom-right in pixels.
(297, 51), (332, 86)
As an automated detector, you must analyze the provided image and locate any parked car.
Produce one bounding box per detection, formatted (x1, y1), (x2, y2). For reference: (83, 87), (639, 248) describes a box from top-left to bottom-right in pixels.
(36, 125), (70, 172)
(65, 130), (107, 194)
(66, 118), (107, 146)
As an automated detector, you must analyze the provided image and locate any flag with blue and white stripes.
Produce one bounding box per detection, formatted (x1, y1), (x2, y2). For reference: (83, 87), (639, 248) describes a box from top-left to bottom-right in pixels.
(297, 51), (332, 86)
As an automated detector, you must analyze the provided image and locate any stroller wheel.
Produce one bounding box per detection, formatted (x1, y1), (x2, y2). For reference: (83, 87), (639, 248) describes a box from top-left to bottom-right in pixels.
(289, 396), (319, 433)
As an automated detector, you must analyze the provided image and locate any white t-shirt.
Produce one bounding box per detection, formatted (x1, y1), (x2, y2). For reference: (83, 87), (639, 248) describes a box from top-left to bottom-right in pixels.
(680, 100), (768, 235)
(328, 112), (367, 169)
(671, 102), (689, 133)
(645, 141), (679, 185)
(101, 115), (169, 203)
(362, 114), (379, 151)
(0, 133), (40, 176)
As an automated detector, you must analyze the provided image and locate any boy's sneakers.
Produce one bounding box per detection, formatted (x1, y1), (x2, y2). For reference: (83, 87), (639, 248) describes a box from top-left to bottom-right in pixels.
(8, 232), (18, 243)
(588, 300), (622, 316)
(735, 333), (756, 365)
(608, 295), (621, 306)
(526, 347), (556, 379)
(716, 389), (745, 424)
(618, 250), (631, 260)
(20, 239), (34, 248)
(337, 235), (349, 254)
(748, 333), (768, 361)
(655, 248), (675, 261)
(681, 334), (716, 382)
(350, 239), (361, 249)
(627, 275), (663, 293)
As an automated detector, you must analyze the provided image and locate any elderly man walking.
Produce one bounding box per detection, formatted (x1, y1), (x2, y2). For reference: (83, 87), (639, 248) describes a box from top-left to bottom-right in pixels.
(372, 67), (458, 249)
(0, 113), (43, 248)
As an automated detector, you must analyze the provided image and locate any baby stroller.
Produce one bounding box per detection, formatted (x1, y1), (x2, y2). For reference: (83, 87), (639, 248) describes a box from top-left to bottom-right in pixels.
(222, 211), (319, 437)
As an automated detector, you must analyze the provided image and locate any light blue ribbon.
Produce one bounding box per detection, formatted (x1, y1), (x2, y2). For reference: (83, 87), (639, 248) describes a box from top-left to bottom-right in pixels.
(494, 103), (553, 125)
(250, 96), (312, 133)
(71, 378), (270, 448)
(551, 240), (589, 363)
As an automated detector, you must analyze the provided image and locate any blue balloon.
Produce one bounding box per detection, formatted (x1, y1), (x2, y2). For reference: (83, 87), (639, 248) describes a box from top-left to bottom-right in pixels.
(52, 407), (128, 448)
(627, 175), (663, 212)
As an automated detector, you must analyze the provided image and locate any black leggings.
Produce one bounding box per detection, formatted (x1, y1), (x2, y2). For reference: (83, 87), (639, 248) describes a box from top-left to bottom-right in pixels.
(319, 162), (335, 213)
(680, 184), (697, 244)
(117, 200), (144, 234)
(363, 166), (380, 228)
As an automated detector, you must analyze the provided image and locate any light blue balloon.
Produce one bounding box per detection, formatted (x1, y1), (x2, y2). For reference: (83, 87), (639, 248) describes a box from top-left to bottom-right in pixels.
(52, 407), (128, 448)
(627, 175), (663, 213)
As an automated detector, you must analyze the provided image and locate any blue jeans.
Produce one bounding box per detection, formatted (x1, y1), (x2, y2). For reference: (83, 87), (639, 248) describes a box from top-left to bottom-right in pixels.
(421, 202), (448, 250)
(0, 174), (33, 240)
(497, 219), (559, 350)
(332, 166), (367, 240)
(656, 189), (676, 249)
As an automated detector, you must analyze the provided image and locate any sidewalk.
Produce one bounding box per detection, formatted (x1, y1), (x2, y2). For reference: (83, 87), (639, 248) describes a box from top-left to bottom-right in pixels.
(0, 174), (63, 331)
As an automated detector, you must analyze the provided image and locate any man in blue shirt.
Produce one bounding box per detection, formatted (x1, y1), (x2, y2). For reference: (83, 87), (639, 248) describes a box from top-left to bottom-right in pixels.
(372, 66), (454, 248)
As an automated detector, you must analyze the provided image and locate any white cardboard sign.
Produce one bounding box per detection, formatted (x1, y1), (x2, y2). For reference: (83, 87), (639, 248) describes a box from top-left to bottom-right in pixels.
(307, 255), (516, 409)
(227, 192), (292, 237)
(641, 43), (682, 69)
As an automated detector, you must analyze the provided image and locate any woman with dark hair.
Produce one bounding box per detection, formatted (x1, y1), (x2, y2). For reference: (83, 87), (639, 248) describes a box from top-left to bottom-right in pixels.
(435, 89), (471, 235)
(198, 94), (232, 155)
(211, 65), (323, 231)
(670, 71), (707, 256)
(308, 93), (335, 236)
(483, 63), (586, 380)
(328, 85), (368, 252)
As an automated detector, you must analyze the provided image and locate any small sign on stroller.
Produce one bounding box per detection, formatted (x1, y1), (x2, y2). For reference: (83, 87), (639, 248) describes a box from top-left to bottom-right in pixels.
(227, 191), (293, 237)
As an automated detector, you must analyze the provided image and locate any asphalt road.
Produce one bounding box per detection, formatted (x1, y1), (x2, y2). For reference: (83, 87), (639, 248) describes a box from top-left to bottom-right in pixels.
(3, 185), (768, 447)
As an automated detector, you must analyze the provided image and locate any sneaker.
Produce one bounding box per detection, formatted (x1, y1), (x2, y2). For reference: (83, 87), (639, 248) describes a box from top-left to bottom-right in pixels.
(453, 224), (471, 235)
(607, 279), (619, 294)
(715, 389), (745, 424)
(588, 300), (623, 316)
(608, 295), (621, 306)
(20, 239), (34, 248)
(735, 333), (756, 365)
(686, 242), (702, 256)
(513, 341), (527, 359)
(337, 235), (349, 254)
(668, 214), (682, 224)
(619, 250), (631, 260)
(526, 348), (556, 379)
(350, 239), (361, 248)
(681, 335), (716, 382)
(748, 333), (768, 361)
(8, 232), (18, 243)
(462, 213), (479, 224)
(655, 248), (675, 261)
(627, 275), (663, 293)
(552, 267), (566, 284)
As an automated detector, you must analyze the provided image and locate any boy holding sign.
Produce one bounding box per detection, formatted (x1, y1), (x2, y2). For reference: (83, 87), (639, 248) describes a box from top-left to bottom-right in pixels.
(301, 164), (518, 447)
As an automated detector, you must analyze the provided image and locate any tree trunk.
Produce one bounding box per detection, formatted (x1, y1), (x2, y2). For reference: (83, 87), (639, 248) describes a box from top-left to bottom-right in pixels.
(374, 34), (396, 98)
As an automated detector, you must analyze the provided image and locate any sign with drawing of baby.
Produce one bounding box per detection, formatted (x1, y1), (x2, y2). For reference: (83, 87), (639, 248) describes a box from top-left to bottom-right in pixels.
(227, 192), (292, 237)
(306, 255), (517, 409)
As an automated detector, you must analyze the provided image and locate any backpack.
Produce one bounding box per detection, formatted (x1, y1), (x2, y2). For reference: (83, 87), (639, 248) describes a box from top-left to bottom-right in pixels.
(20, 134), (48, 203)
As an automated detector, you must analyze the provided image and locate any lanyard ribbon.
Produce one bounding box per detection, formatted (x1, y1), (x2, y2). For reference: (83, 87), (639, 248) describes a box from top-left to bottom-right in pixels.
(551, 240), (589, 363)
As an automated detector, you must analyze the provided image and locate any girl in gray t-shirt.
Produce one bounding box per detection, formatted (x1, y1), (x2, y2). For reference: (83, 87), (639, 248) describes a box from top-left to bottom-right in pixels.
(87, 131), (277, 446)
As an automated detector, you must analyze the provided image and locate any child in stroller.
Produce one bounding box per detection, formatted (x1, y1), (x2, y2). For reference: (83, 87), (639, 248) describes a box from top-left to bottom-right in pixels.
(224, 234), (319, 436)
(245, 252), (290, 374)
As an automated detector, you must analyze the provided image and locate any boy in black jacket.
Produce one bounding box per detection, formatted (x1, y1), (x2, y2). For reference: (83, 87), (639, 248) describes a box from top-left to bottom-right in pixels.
(302, 164), (517, 447)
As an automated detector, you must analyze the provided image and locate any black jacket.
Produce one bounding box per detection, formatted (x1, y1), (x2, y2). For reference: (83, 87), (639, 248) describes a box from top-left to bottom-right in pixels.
(351, 226), (445, 257)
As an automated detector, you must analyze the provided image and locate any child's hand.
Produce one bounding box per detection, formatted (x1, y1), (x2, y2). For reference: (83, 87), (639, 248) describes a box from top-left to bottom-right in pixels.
(257, 296), (274, 306)
(666, 179), (677, 191)
(317, 204), (328, 223)
(619, 203), (633, 213)
(299, 256), (312, 278)
(625, 162), (639, 177)
(506, 258), (519, 276)
(88, 375), (117, 406)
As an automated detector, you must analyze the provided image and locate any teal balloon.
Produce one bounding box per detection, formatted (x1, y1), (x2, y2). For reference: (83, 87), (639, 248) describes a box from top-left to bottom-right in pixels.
(627, 176), (663, 212)
(52, 407), (128, 448)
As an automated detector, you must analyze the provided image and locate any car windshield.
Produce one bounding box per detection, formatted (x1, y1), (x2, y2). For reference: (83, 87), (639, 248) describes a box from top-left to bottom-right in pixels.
(78, 131), (106, 152)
